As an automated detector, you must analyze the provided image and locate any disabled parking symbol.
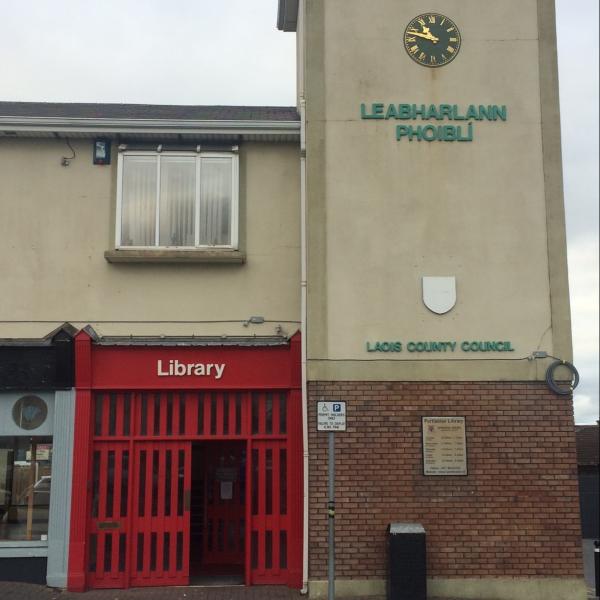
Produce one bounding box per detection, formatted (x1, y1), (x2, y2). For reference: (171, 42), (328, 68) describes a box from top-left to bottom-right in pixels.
(317, 401), (346, 431)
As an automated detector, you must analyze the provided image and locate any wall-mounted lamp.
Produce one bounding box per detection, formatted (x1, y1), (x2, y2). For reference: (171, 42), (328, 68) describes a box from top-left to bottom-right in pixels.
(93, 138), (111, 165)
(243, 316), (265, 327)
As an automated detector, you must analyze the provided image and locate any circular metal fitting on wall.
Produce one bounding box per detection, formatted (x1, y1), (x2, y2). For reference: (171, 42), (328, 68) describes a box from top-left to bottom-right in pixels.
(12, 394), (48, 430)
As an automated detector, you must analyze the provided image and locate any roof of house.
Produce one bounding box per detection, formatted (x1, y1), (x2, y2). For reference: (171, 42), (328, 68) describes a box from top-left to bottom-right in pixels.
(0, 102), (300, 142)
(575, 425), (599, 466)
(0, 101), (299, 122)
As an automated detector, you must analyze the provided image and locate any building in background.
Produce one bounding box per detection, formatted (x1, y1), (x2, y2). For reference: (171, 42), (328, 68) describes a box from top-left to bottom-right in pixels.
(0, 324), (75, 586)
(0, 0), (587, 598)
(575, 423), (599, 591)
(575, 424), (599, 540)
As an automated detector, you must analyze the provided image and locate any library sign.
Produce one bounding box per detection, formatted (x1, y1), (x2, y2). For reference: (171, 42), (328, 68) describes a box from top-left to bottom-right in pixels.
(360, 102), (507, 142)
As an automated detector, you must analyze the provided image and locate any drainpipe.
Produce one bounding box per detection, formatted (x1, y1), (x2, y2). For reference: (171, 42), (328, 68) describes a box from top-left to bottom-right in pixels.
(299, 94), (309, 594)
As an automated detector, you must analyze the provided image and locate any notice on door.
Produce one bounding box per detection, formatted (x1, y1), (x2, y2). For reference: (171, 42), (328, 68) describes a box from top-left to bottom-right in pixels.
(422, 416), (467, 476)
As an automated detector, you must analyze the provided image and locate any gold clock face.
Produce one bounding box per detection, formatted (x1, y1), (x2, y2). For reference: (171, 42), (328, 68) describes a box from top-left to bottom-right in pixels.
(404, 13), (461, 68)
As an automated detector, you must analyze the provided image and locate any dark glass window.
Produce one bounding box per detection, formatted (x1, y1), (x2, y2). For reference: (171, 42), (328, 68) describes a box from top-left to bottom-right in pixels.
(0, 436), (53, 541)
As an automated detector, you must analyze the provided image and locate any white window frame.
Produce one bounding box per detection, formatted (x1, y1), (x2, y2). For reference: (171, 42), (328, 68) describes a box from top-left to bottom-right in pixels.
(115, 150), (239, 250)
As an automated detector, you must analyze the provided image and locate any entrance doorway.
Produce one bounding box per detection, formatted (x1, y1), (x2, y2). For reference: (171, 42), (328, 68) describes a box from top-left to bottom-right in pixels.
(80, 387), (302, 590)
(190, 441), (246, 585)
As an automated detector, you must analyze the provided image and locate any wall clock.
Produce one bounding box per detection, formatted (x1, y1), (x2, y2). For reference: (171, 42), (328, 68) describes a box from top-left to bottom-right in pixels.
(404, 13), (461, 68)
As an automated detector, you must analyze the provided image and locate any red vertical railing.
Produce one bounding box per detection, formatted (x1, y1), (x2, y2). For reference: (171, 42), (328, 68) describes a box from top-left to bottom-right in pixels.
(70, 331), (303, 591)
(129, 440), (190, 587)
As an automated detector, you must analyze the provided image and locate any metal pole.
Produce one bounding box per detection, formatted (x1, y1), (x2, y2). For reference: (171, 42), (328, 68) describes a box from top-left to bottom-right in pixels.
(328, 431), (335, 600)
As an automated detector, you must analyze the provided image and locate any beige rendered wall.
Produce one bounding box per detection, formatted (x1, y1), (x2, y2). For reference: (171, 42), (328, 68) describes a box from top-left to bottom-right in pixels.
(303, 0), (572, 381)
(0, 139), (300, 338)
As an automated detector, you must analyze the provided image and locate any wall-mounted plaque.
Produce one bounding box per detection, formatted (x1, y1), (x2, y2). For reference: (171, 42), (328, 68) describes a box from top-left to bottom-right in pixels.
(422, 416), (467, 476)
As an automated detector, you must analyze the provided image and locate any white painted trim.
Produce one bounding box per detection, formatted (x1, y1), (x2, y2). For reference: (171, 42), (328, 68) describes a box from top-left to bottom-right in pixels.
(46, 389), (75, 589)
(0, 541), (48, 547)
(231, 153), (240, 250)
(115, 152), (124, 249)
(0, 116), (300, 137)
(0, 542), (48, 558)
(299, 91), (309, 594)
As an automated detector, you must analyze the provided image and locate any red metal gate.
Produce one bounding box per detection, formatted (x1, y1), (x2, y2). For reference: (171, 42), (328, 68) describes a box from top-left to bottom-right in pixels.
(250, 440), (290, 584)
(87, 442), (130, 588)
(87, 393), (192, 588)
(69, 335), (302, 591)
(130, 441), (191, 587)
(80, 387), (301, 589)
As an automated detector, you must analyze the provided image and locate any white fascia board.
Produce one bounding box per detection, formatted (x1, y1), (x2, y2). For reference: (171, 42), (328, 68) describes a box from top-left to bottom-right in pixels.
(0, 116), (301, 138)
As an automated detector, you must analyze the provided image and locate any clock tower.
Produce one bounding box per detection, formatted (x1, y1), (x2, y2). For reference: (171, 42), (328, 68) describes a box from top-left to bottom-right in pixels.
(280, 1), (585, 598)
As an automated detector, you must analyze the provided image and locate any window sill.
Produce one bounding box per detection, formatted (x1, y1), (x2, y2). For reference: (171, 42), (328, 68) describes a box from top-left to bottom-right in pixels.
(0, 540), (48, 558)
(104, 249), (246, 264)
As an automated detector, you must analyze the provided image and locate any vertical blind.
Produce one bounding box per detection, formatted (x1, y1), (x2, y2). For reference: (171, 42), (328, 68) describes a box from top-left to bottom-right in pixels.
(120, 153), (236, 248)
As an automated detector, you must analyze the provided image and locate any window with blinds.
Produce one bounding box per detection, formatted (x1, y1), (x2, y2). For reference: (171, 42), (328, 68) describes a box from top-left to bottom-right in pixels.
(116, 151), (238, 249)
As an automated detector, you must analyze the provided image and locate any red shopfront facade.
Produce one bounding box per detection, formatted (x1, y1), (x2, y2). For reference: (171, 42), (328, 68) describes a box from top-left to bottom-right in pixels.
(67, 330), (303, 591)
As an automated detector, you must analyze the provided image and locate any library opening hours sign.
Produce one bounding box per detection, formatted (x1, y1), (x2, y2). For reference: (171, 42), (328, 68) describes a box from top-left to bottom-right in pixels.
(422, 416), (468, 476)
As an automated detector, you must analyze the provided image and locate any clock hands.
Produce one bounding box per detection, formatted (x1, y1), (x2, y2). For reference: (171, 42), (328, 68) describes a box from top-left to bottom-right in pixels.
(407, 26), (439, 43)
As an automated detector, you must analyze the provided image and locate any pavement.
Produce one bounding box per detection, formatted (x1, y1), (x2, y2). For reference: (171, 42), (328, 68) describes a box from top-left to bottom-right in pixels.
(1, 540), (598, 599)
(0, 583), (311, 600)
(0, 580), (596, 600)
(0, 582), (473, 600)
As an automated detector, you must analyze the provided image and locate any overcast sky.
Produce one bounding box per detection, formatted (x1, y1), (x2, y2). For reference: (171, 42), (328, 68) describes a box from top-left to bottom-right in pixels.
(1, 1), (597, 423)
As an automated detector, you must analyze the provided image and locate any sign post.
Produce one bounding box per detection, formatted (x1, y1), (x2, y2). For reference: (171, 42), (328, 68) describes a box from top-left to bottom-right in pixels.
(317, 400), (347, 600)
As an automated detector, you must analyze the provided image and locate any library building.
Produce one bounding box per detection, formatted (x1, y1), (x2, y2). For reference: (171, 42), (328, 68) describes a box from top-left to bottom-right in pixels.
(0, 0), (587, 598)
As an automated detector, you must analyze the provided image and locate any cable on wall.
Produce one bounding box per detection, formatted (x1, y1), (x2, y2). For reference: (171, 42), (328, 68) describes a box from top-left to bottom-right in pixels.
(545, 359), (579, 395)
(61, 138), (76, 166)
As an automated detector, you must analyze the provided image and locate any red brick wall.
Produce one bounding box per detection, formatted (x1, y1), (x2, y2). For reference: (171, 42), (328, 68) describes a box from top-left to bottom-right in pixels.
(308, 381), (583, 580)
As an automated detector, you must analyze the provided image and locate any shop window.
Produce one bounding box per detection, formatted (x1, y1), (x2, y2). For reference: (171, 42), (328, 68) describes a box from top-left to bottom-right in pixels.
(0, 437), (52, 541)
(116, 151), (239, 249)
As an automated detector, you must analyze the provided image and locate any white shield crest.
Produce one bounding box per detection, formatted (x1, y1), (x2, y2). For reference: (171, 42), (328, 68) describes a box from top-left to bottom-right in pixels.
(422, 276), (456, 314)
